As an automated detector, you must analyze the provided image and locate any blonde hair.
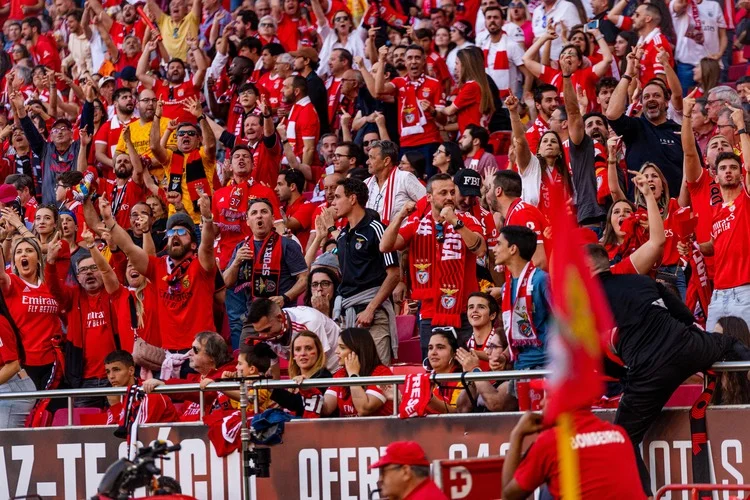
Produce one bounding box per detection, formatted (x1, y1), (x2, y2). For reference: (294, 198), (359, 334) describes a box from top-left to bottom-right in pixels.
(457, 47), (496, 117)
(288, 330), (326, 378)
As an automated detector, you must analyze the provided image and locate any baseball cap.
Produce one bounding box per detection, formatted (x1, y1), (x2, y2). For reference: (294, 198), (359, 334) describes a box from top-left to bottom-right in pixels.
(167, 213), (197, 242)
(99, 76), (116, 87)
(311, 251), (341, 277)
(453, 168), (482, 197)
(290, 46), (319, 64)
(370, 441), (430, 469)
(276, 53), (294, 66)
(0, 184), (17, 204)
(51, 118), (73, 130)
(115, 66), (138, 82)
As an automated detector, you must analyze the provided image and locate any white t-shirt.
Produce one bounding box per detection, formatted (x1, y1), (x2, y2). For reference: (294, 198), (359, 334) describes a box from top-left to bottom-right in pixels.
(316, 25), (369, 79)
(365, 169), (426, 224)
(670, 0), (726, 66)
(481, 32), (526, 95)
(532, 0), (583, 59)
(265, 306), (341, 372)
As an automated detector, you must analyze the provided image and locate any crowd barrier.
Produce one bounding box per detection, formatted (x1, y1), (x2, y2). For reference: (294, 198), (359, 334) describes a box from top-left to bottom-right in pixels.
(0, 362), (748, 499)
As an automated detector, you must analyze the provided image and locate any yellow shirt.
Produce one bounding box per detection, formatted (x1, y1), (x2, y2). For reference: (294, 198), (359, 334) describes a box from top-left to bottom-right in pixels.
(157, 11), (199, 61)
(164, 146), (217, 223)
(115, 117), (175, 183)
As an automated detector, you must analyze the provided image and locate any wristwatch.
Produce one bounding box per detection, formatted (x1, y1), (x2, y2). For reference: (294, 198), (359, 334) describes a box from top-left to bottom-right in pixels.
(327, 225), (337, 234)
(453, 219), (465, 230)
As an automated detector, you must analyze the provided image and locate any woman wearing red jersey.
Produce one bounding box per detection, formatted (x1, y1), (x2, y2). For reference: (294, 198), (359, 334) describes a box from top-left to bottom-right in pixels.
(0, 292), (36, 428)
(437, 47), (495, 136)
(465, 292), (502, 372)
(0, 235), (63, 390)
(322, 328), (394, 417)
(81, 225), (160, 356)
(424, 329), (463, 414)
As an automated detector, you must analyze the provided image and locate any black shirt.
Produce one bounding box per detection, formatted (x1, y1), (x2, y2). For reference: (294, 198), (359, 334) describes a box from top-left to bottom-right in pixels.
(598, 272), (694, 370)
(336, 212), (398, 297)
(592, 12), (620, 44)
(305, 71), (330, 135)
(569, 134), (606, 225)
(609, 114), (685, 199)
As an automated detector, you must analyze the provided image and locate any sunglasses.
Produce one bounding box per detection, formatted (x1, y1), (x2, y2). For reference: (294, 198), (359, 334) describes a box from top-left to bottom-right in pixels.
(432, 326), (458, 339)
(435, 222), (445, 244)
(362, 140), (372, 147)
(177, 130), (198, 137)
(166, 227), (190, 238)
(259, 22), (274, 27)
(509, 2), (524, 7)
(334, 16), (349, 22)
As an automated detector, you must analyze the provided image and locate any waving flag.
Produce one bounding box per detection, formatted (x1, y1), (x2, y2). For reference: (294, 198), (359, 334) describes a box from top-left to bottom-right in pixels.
(544, 184), (616, 498)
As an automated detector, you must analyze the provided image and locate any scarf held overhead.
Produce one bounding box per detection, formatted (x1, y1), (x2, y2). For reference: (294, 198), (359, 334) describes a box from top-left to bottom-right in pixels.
(168, 150), (210, 212)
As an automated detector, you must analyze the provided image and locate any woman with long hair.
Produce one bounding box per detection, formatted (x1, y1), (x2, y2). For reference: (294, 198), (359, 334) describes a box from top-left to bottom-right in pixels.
(445, 20), (475, 80)
(424, 328), (463, 414)
(322, 328), (393, 417)
(80, 226), (160, 357)
(692, 58), (721, 97)
(432, 141), (464, 176)
(304, 267), (340, 318)
(434, 26), (455, 58)
(506, 0), (533, 49)
(33, 204), (59, 256)
(713, 317), (750, 405)
(614, 31), (638, 79)
(399, 151), (426, 182)
(59, 209), (80, 256)
(437, 47), (496, 136)
(0, 229), (63, 391)
(0, 291), (36, 428)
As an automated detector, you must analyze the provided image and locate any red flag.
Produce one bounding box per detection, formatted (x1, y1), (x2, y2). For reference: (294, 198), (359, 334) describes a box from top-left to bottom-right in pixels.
(543, 184), (616, 426)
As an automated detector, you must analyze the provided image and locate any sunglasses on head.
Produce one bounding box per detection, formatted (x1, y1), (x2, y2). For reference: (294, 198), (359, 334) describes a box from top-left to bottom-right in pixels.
(432, 326), (458, 339)
(509, 2), (524, 7)
(166, 227), (190, 238)
(435, 222), (445, 244)
(177, 130), (198, 137)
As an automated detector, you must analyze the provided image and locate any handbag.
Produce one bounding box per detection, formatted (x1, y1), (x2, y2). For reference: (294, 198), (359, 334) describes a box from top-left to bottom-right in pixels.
(128, 294), (165, 371)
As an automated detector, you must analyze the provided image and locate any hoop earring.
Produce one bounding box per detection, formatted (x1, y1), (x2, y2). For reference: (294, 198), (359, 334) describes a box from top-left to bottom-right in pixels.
(422, 357), (431, 371)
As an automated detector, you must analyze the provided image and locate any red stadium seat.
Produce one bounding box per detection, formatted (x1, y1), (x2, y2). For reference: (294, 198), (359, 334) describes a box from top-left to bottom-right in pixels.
(728, 64), (747, 82)
(495, 155), (509, 169)
(396, 315), (417, 342)
(489, 131), (512, 155)
(52, 408), (102, 427)
(394, 338), (422, 364)
(664, 384), (703, 408)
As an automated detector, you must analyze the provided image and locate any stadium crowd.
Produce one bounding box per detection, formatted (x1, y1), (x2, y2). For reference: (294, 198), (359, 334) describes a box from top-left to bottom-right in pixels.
(2, 0), (750, 494)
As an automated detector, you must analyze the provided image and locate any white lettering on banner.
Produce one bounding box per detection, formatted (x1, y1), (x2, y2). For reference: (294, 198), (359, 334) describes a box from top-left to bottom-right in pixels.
(84, 442), (106, 496)
(722, 440), (744, 500)
(449, 466), (472, 499)
(297, 446), (385, 500)
(179, 438), (208, 498)
(12, 445), (33, 498)
(673, 440), (691, 500)
(58, 443), (82, 500)
(0, 448), (10, 500)
(650, 441), (672, 499)
(358, 447), (380, 500)
(321, 448), (338, 500)
(339, 447), (357, 500)
(300, 448), (319, 500)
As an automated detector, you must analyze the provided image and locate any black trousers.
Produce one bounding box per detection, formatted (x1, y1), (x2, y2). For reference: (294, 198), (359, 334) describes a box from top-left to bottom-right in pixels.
(614, 327), (750, 496)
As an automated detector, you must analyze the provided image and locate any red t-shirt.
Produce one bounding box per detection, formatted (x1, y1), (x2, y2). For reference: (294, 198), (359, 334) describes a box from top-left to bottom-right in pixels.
(711, 189), (750, 290)
(110, 284), (161, 354)
(286, 97), (320, 162)
(453, 80), (483, 135)
(635, 198), (680, 267)
(392, 75), (444, 148)
(110, 20), (148, 50)
(81, 292), (119, 379)
(248, 135), (283, 188)
(212, 181), (281, 269)
(277, 14), (303, 52)
(95, 115), (137, 162)
(398, 212), (482, 317)
(106, 393), (180, 425)
(145, 255), (216, 350)
(539, 65), (598, 113)
(472, 204), (498, 249)
(505, 198), (549, 257)
(325, 365), (394, 417)
(109, 179), (148, 229)
(8, 0), (41, 20)
(115, 51), (142, 73)
(257, 72), (285, 111)
(4, 273), (61, 366)
(286, 195), (316, 249)
(28, 34), (61, 72)
(514, 412), (646, 499)
(0, 316), (19, 368)
(152, 79), (199, 123)
(426, 52), (452, 86)
(638, 29), (673, 86)
(687, 170), (723, 277)
(326, 77), (343, 123)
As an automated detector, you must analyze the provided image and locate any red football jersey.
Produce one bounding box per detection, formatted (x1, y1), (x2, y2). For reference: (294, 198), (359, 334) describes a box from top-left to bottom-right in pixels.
(711, 189), (750, 290)
(392, 75), (444, 148)
(325, 365), (394, 417)
(152, 79), (199, 123)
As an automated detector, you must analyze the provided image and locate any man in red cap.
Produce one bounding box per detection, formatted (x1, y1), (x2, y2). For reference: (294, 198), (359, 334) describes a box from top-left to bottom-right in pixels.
(371, 441), (448, 500)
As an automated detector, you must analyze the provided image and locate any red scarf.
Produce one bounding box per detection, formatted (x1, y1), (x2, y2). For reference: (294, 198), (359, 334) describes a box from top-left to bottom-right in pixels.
(165, 254), (195, 293)
(673, 207), (712, 326)
(399, 373), (432, 418)
(168, 150), (210, 212)
(408, 212), (468, 327)
(686, 0), (705, 44)
(501, 262), (540, 362)
(400, 76), (428, 137)
(237, 232), (283, 299)
(468, 148), (485, 171)
(368, 167), (399, 226)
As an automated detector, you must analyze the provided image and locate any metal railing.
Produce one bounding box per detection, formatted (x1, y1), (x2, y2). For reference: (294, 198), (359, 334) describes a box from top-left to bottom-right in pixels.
(1, 361), (748, 426)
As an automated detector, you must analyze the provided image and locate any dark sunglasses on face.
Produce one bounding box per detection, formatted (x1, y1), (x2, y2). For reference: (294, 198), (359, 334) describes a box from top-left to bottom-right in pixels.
(334, 16), (348, 22)
(362, 140), (372, 147)
(167, 227), (189, 238)
(177, 130), (198, 137)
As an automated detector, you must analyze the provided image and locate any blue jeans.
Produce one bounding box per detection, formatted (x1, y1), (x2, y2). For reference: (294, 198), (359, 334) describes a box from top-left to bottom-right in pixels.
(675, 61), (696, 97)
(706, 284), (750, 332)
(75, 378), (110, 408)
(657, 264), (687, 300)
(0, 373), (36, 429)
(226, 287), (248, 350)
(401, 143), (440, 179)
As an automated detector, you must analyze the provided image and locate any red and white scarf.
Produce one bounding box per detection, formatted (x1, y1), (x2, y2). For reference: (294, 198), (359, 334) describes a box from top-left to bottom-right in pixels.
(400, 76), (428, 137)
(366, 167), (399, 225)
(236, 232), (283, 299)
(686, 0), (705, 44)
(501, 262), (541, 361)
(468, 148), (485, 171)
(408, 212), (469, 327)
(399, 373), (432, 418)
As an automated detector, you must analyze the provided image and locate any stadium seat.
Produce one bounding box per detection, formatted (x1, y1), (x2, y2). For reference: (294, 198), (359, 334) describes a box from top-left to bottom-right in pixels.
(664, 384), (703, 408)
(302, 191), (314, 201)
(489, 131), (512, 155)
(396, 315), (417, 342)
(728, 64), (747, 82)
(80, 412), (109, 426)
(52, 408), (102, 427)
(394, 338), (422, 364)
(495, 154), (509, 170)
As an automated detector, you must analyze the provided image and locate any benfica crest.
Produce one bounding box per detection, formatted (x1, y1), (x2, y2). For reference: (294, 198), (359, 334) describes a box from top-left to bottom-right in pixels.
(414, 262), (431, 284)
(182, 277), (190, 289)
(403, 106), (416, 125)
(440, 287), (458, 310)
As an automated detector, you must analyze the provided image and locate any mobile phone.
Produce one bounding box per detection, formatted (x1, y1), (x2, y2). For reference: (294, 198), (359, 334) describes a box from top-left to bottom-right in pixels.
(584, 20), (599, 31)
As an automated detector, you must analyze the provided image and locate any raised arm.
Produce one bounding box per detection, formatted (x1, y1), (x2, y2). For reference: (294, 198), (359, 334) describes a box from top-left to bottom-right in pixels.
(86, 0), (113, 32)
(606, 49), (638, 121)
(506, 94), (532, 171)
(136, 38), (159, 89)
(183, 97), (215, 162)
(146, 0), (165, 23)
(681, 89), (703, 184)
(310, 0), (329, 28)
(187, 37), (207, 88)
(522, 25), (557, 77)
(606, 136), (625, 201)
(149, 101), (170, 165)
(562, 57), (584, 145)
(100, 196), (150, 275)
(81, 225), (120, 294)
(589, 28), (614, 77)
(373, 45), (396, 96)
(191, 0), (202, 22)
(656, 48), (682, 113)
(629, 171), (665, 274)
(124, 128), (145, 186)
(196, 194), (217, 273)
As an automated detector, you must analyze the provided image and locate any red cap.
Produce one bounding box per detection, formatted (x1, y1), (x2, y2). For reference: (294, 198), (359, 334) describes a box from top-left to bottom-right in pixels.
(370, 441), (429, 469)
